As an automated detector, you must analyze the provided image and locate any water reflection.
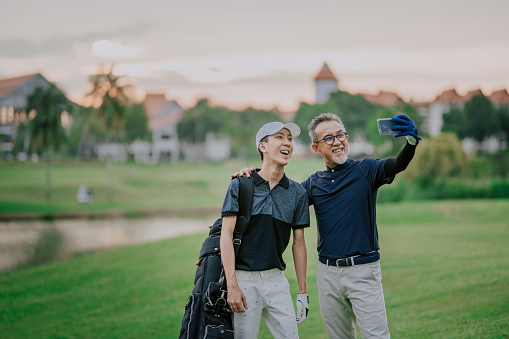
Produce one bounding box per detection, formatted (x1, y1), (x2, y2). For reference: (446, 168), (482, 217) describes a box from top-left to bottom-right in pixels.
(0, 217), (210, 273)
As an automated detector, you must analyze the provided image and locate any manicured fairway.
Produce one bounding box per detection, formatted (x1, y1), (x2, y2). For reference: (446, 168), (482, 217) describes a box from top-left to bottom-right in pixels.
(1, 199), (508, 338)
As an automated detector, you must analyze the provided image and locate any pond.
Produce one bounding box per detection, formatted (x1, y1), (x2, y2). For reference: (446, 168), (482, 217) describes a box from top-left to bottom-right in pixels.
(0, 217), (213, 273)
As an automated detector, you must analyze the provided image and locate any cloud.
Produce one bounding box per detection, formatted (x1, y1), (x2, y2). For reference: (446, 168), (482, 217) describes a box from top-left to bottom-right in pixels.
(133, 70), (196, 90)
(92, 40), (142, 58)
(0, 22), (151, 58)
(0, 37), (77, 57)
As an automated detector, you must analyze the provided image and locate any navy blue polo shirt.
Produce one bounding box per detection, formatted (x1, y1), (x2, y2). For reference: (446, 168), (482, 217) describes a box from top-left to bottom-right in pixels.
(221, 171), (310, 271)
(301, 158), (393, 260)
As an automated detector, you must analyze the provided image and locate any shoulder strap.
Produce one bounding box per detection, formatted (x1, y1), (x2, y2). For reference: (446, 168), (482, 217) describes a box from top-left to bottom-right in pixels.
(236, 176), (254, 233)
(232, 176), (254, 257)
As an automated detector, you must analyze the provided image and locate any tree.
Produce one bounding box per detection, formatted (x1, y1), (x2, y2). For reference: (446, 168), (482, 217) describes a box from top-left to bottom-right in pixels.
(177, 99), (279, 158)
(328, 91), (380, 136)
(177, 99), (227, 144)
(225, 107), (279, 158)
(293, 90), (381, 141)
(293, 100), (339, 139)
(86, 65), (132, 137)
(442, 108), (468, 139)
(463, 94), (497, 143)
(85, 65), (133, 202)
(26, 84), (71, 202)
(404, 133), (468, 185)
(124, 103), (151, 142)
(496, 107), (509, 144)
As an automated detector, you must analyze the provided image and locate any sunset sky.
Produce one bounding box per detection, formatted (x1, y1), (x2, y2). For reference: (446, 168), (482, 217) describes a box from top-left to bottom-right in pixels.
(1, 0), (508, 111)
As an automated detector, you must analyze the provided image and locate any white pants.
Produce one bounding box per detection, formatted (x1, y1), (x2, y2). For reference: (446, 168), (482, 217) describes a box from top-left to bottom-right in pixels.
(317, 260), (390, 339)
(233, 268), (299, 339)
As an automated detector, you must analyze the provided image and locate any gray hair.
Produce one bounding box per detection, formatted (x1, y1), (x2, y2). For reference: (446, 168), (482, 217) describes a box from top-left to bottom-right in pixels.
(308, 113), (345, 143)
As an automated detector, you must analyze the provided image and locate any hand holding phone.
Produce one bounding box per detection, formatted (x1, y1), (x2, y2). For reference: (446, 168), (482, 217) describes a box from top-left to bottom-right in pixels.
(378, 115), (421, 145)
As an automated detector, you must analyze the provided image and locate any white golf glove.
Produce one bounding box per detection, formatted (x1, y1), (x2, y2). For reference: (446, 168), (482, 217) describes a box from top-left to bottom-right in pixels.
(296, 293), (309, 324)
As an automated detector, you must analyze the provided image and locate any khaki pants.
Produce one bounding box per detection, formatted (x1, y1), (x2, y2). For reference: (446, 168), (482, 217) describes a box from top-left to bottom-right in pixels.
(317, 260), (390, 339)
(233, 268), (299, 339)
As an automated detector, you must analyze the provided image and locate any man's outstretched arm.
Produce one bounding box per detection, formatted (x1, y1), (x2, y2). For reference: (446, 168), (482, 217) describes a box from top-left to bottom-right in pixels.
(384, 114), (420, 177)
(384, 141), (416, 177)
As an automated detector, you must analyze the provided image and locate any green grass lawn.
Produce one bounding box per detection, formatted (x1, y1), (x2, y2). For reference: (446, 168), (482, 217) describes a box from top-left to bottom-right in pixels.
(0, 158), (322, 216)
(1, 200), (508, 338)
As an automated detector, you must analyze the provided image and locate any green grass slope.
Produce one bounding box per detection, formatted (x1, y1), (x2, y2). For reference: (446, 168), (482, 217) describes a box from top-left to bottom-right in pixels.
(1, 200), (508, 338)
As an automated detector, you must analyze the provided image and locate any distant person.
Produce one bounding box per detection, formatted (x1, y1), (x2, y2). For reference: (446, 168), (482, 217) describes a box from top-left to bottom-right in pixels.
(220, 121), (310, 339)
(235, 112), (420, 338)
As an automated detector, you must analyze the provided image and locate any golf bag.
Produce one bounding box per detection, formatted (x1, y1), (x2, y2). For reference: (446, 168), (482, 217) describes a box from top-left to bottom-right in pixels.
(178, 176), (254, 339)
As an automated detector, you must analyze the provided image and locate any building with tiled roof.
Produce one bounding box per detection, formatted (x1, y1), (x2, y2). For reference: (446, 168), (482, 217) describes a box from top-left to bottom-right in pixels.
(489, 89), (509, 108)
(0, 73), (53, 111)
(434, 88), (464, 103)
(464, 89), (484, 102)
(416, 87), (508, 137)
(360, 90), (403, 106)
(314, 62), (339, 104)
(143, 93), (184, 162)
(0, 73), (74, 156)
(143, 94), (169, 118)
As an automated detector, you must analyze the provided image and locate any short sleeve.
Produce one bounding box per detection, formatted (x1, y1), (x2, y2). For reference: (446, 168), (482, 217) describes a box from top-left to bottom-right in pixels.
(221, 178), (240, 217)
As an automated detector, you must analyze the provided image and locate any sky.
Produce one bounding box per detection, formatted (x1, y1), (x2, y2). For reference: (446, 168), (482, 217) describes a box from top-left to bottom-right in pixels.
(1, 0), (508, 111)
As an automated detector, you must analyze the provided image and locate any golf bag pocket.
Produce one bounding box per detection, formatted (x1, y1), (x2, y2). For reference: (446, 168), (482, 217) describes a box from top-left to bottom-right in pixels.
(179, 292), (201, 339)
(204, 281), (231, 317)
(203, 324), (234, 339)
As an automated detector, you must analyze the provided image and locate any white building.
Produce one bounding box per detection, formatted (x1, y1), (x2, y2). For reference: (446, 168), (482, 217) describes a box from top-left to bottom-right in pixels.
(143, 93), (183, 162)
(314, 62), (339, 104)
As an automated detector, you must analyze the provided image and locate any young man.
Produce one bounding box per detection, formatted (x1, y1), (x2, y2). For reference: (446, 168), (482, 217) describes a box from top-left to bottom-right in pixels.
(303, 112), (420, 339)
(220, 121), (310, 339)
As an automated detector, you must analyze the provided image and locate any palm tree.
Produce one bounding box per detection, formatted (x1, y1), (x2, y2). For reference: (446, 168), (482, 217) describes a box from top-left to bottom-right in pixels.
(26, 84), (71, 202)
(86, 65), (132, 135)
(85, 65), (132, 202)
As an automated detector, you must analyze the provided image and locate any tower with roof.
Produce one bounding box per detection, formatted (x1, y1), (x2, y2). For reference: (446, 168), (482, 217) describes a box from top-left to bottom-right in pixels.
(314, 62), (338, 104)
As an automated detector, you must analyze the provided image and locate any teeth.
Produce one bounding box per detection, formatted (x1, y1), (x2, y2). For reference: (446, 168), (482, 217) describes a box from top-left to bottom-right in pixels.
(281, 150), (289, 155)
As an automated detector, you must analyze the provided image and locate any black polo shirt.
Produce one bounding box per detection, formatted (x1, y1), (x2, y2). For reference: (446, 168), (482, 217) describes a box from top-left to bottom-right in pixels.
(302, 158), (392, 260)
(221, 170), (310, 271)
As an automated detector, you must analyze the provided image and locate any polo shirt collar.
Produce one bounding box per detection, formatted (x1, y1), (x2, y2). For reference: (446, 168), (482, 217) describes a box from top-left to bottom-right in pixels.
(252, 169), (290, 188)
(326, 158), (353, 172)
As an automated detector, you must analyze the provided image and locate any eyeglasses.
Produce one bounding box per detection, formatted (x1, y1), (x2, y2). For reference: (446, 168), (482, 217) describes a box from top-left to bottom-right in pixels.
(316, 132), (348, 145)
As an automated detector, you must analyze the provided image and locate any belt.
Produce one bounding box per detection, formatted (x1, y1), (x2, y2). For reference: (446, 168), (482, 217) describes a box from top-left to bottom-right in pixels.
(319, 251), (380, 267)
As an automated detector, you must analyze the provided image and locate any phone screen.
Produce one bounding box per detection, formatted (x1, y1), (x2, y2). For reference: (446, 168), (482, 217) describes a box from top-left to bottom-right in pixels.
(377, 118), (397, 135)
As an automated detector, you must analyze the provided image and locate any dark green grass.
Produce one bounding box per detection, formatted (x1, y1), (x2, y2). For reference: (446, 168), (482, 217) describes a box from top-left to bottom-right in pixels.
(1, 200), (508, 338)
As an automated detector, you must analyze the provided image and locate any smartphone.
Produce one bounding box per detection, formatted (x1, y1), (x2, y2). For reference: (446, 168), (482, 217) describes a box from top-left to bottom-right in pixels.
(377, 118), (397, 135)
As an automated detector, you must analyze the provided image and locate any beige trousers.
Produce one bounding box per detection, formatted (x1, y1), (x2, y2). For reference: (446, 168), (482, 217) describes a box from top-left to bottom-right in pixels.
(233, 268), (299, 339)
(317, 260), (390, 339)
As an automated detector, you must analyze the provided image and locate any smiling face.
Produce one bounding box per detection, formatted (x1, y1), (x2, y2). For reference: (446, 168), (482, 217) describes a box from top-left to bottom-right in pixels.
(258, 128), (294, 166)
(311, 120), (349, 168)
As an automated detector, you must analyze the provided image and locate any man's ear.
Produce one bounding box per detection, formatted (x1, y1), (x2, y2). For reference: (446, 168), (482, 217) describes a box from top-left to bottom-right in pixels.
(311, 143), (321, 155)
(258, 142), (267, 153)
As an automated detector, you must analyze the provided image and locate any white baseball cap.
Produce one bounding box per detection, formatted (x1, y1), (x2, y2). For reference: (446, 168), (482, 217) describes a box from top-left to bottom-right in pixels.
(255, 122), (301, 150)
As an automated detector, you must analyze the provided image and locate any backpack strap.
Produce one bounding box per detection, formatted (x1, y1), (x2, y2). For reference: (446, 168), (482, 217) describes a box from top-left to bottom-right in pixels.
(232, 175), (254, 257)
